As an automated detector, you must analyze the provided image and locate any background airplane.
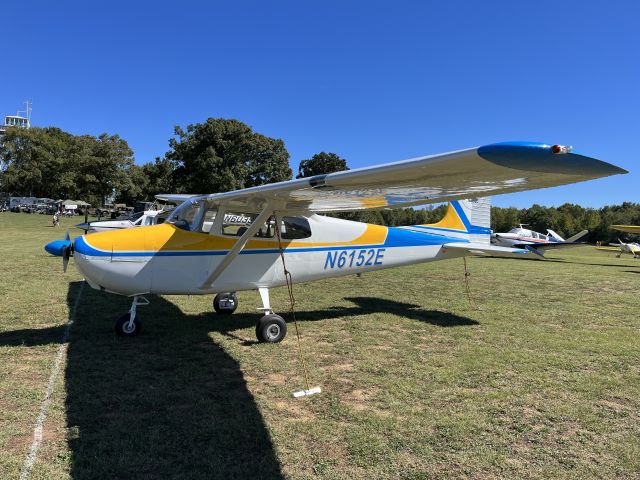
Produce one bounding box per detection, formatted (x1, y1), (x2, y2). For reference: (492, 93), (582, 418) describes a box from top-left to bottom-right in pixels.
(594, 225), (640, 258)
(491, 225), (588, 255)
(76, 208), (166, 233)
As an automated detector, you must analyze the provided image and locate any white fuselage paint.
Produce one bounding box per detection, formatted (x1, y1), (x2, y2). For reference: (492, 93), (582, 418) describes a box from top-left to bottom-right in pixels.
(74, 215), (464, 297)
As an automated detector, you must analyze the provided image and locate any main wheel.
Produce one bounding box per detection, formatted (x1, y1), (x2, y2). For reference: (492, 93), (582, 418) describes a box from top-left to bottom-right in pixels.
(213, 292), (238, 314)
(115, 313), (142, 337)
(256, 314), (287, 343)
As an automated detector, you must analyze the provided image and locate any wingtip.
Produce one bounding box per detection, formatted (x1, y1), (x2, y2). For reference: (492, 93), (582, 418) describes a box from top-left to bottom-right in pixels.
(477, 141), (628, 178)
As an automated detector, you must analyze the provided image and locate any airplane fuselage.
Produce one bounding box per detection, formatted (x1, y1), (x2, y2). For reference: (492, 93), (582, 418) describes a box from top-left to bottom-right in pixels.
(73, 214), (468, 296)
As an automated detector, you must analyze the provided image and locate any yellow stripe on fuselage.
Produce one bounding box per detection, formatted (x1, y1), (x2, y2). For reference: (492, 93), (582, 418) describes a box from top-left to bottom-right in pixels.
(84, 222), (389, 253)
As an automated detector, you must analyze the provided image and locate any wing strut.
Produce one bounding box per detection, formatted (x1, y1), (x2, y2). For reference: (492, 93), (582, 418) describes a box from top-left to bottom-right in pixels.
(198, 202), (273, 289)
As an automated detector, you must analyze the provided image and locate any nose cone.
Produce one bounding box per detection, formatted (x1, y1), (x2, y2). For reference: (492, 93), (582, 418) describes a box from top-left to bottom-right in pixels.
(44, 239), (72, 256)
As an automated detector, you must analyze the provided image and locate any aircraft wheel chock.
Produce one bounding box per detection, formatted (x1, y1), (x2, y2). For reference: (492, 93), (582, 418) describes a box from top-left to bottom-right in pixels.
(115, 313), (142, 337)
(213, 292), (238, 314)
(256, 314), (287, 343)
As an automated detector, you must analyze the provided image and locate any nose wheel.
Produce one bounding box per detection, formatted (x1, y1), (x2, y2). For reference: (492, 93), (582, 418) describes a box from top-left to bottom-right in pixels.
(115, 295), (148, 337)
(115, 313), (142, 337)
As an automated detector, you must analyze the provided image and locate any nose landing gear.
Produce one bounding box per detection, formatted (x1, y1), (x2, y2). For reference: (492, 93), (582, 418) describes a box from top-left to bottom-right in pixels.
(115, 295), (148, 337)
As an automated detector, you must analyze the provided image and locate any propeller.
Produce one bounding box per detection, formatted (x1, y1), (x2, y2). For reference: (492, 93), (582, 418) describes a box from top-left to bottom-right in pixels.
(62, 231), (73, 273)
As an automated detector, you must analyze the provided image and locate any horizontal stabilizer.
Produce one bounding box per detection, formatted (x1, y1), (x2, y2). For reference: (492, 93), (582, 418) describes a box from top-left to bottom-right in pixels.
(442, 242), (531, 258)
(565, 230), (589, 242)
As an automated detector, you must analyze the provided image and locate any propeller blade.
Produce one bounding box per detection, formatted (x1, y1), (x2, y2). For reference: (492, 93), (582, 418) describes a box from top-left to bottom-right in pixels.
(62, 246), (70, 273)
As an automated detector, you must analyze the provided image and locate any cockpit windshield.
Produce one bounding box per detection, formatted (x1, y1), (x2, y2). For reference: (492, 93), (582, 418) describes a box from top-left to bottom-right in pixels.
(166, 199), (205, 232)
(128, 211), (144, 222)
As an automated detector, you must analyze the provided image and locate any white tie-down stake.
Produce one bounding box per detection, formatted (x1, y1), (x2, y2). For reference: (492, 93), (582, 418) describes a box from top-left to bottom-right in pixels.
(292, 386), (322, 398)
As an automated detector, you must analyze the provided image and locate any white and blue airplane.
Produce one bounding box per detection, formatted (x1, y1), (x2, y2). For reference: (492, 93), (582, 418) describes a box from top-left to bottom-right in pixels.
(46, 142), (626, 343)
(490, 225), (589, 255)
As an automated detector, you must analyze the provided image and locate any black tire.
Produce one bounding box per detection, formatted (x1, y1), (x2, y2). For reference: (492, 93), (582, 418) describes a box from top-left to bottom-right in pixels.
(115, 313), (142, 337)
(255, 314), (287, 343)
(213, 292), (238, 314)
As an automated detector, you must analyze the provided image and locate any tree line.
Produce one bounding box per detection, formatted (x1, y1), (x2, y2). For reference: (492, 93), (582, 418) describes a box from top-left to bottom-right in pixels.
(1, 118), (637, 243)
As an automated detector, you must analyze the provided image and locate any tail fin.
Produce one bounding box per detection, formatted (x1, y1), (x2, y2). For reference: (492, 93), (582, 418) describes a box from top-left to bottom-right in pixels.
(415, 197), (492, 244)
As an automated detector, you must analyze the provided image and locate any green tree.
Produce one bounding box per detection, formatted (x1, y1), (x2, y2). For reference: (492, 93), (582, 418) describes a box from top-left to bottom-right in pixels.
(0, 127), (75, 198)
(72, 133), (135, 206)
(166, 118), (292, 194)
(296, 152), (348, 178)
(140, 157), (176, 199)
(0, 127), (135, 206)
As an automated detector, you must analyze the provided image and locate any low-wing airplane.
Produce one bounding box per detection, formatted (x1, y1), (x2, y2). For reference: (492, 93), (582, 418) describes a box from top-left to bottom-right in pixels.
(75, 208), (166, 234)
(491, 225), (588, 255)
(595, 226), (640, 258)
(46, 141), (626, 343)
(609, 239), (640, 258)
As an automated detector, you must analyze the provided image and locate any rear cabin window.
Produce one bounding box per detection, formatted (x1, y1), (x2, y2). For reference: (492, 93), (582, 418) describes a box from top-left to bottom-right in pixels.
(221, 214), (311, 239)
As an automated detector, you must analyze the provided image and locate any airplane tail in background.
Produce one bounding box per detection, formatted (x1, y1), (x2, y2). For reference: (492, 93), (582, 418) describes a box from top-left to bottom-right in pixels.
(409, 197), (492, 243)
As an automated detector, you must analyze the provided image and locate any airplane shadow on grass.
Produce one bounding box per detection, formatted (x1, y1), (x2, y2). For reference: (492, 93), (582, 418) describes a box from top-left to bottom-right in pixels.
(207, 296), (478, 344)
(0, 284), (477, 479)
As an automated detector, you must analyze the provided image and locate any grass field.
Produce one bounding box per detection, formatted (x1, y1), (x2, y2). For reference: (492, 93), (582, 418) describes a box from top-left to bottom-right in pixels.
(0, 212), (638, 479)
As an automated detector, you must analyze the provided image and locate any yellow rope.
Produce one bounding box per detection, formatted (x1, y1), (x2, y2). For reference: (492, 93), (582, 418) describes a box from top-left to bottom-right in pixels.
(274, 215), (311, 391)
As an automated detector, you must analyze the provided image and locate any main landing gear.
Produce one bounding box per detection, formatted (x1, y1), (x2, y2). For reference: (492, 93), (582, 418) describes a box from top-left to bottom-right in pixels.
(115, 295), (148, 337)
(212, 288), (287, 343)
(114, 290), (287, 343)
(213, 292), (238, 314)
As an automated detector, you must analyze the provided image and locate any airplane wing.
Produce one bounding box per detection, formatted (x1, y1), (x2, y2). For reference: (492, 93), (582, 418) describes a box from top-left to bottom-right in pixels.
(611, 225), (640, 234)
(182, 142), (626, 214)
(155, 194), (194, 204)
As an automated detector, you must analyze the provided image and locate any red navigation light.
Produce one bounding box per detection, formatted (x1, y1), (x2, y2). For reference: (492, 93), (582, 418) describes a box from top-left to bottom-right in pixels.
(551, 144), (572, 154)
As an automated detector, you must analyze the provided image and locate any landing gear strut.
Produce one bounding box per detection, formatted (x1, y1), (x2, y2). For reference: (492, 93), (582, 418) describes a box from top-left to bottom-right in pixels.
(115, 295), (148, 337)
(255, 287), (287, 343)
(213, 292), (238, 314)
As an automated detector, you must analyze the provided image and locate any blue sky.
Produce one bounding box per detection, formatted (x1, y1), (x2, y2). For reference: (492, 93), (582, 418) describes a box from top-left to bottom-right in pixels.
(1, 1), (638, 207)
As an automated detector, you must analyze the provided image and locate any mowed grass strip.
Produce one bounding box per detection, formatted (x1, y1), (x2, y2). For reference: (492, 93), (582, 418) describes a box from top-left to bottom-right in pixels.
(0, 212), (638, 479)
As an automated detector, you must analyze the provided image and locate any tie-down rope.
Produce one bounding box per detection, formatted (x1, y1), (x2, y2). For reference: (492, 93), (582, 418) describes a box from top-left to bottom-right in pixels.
(274, 215), (312, 391)
(463, 257), (481, 310)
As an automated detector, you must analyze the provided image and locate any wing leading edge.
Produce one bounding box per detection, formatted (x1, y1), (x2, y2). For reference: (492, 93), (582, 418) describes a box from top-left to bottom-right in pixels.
(177, 142), (627, 214)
